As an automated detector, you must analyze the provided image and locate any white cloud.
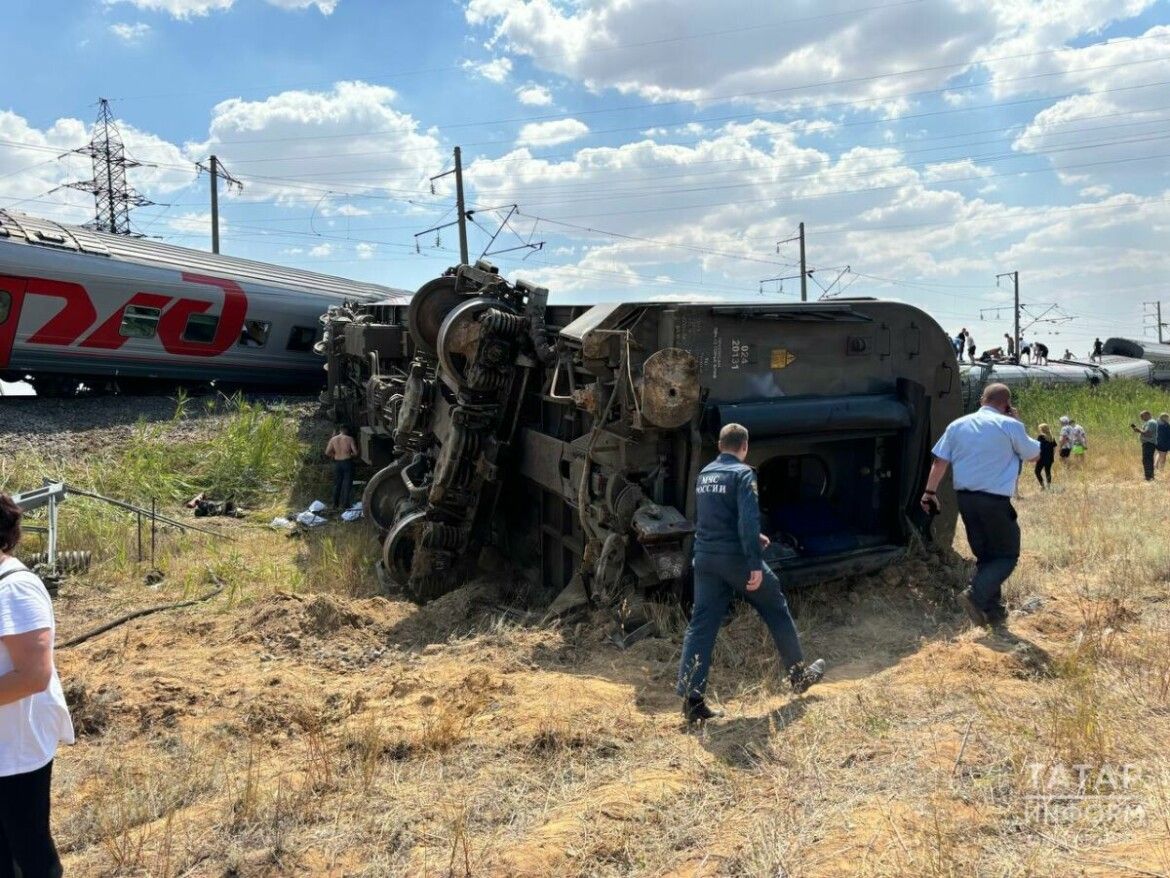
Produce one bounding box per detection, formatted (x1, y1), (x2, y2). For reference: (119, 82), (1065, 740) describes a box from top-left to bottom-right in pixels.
(265, 0), (338, 11)
(356, 242), (376, 259)
(105, 0), (338, 17)
(309, 242), (334, 257)
(104, 0), (233, 18)
(464, 56), (513, 83)
(166, 212), (224, 239)
(187, 81), (444, 205)
(516, 118), (589, 147)
(109, 22), (152, 43)
(466, 0), (1002, 111)
(515, 83), (553, 106)
(319, 202), (372, 217)
(922, 160), (994, 183)
(1004, 26), (1170, 185)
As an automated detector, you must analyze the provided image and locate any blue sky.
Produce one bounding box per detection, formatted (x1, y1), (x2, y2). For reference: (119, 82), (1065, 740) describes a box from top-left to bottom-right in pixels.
(2, 0), (1169, 353)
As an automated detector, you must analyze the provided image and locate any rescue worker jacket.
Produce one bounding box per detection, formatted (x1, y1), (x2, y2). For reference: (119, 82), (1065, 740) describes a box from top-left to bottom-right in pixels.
(693, 451), (763, 570)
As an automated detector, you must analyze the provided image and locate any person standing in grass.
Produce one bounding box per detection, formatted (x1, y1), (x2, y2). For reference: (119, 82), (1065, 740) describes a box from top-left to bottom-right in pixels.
(1131, 410), (1159, 481)
(325, 424), (359, 510)
(1155, 413), (1170, 472)
(920, 383), (1040, 628)
(1035, 424), (1056, 489)
(1068, 418), (1088, 466)
(0, 493), (73, 878)
(1057, 416), (1073, 466)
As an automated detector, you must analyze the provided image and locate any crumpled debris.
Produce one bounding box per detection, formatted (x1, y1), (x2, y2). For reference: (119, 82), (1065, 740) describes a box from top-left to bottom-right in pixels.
(340, 501), (363, 522)
(194, 498), (241, 518)
(296, 511), (327, 527)
(270, 517), (295, 530)
(308, 500), (327, 514)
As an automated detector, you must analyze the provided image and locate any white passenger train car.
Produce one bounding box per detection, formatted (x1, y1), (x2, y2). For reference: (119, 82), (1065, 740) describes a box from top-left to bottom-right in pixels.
(0, 211), (408, 394)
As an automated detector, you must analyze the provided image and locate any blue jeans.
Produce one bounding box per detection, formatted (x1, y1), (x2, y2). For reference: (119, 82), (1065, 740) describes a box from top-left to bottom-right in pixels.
(333, 459), (355, 509)
(676, 555), (804, 699)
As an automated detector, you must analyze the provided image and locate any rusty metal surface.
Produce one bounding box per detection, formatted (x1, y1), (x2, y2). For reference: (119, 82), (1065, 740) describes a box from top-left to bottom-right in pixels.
(640, 347), (700, 429)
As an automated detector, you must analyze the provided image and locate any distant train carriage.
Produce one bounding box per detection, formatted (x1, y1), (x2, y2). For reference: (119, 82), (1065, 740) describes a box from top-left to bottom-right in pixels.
(1104, 338), (1170, 385)
(0, 211), (408, 395)
(959, 355), (1155, 410)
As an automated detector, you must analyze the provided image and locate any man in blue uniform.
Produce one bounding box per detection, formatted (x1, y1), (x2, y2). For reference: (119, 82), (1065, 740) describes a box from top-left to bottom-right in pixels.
(676, 423), (825, 723)
(921, 383), (1040, 627)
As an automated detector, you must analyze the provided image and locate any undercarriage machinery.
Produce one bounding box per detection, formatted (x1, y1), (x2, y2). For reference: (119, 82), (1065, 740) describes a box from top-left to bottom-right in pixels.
(321, 261), (961, 626)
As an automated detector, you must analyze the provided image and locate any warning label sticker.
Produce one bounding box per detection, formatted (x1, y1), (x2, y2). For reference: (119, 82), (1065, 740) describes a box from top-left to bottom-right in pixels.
(771, 348), (796, 369)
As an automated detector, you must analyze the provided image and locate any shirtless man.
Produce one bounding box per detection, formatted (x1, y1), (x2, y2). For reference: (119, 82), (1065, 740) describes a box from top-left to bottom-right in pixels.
(325, 426), (359, 510)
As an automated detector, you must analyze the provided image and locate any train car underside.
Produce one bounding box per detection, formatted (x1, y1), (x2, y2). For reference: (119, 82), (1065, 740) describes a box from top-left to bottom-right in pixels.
(322, 262), (960, 625)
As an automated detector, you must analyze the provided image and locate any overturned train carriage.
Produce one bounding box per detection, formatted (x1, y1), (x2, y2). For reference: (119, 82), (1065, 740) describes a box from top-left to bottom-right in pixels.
(322, 262), (961, 615)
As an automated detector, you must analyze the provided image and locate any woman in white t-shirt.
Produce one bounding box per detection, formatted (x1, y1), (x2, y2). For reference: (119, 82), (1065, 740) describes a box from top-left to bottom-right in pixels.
(0, 493), (73, 878)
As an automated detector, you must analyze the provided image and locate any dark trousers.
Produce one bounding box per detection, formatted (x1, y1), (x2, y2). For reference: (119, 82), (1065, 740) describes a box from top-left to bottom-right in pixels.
(676, 555), (803, 699)
(332, 458), (355, 508)
(955, 491), (1020, 622)
(0, 760), (62, 878)
(1142, 443), (1156, 481)
(1034, 460), (1052, 488)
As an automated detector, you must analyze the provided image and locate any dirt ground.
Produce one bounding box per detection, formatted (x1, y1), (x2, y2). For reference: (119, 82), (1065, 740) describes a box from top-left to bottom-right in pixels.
(10, 403), (1170, 877)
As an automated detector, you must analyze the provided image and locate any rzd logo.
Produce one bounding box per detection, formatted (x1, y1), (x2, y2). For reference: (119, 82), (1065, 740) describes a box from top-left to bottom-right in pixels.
(0, 271), (248, 368)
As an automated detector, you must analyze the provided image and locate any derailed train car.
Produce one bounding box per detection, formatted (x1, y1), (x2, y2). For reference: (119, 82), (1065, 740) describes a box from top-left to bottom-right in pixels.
(1103, 338), (1170, 385)
(959, 355), (1155, 410)
(322, 261), (961, 618)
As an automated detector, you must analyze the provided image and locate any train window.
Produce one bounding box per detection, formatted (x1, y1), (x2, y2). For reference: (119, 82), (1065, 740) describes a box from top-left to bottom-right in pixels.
(119, 305), (161, 339)
(0, 290), (10, 325)
(287, 325), (317, 352)
(239, 320), (271, 348)
(183, 313), (220, 344)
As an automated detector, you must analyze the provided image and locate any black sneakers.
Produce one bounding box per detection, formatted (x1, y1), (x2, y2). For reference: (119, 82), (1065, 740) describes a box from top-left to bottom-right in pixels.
(958, 590), (989, 627)
(788, 659), (826, 694)
(682, 697), (722, 723)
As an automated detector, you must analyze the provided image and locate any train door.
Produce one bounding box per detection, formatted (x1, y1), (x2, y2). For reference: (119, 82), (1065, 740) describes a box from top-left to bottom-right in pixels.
(0, 275), (26, 371)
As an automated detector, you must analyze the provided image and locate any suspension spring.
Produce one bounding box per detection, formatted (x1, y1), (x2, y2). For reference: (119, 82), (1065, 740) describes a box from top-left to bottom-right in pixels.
(422, 521), (465, 549)
(480, 309), (526, 338)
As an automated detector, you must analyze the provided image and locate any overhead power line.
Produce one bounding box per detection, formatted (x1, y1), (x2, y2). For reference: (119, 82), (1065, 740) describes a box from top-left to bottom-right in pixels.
(3, 78), (1168, 213)
(510, 149), (1170, 221)
(191, 33), (1170, 147)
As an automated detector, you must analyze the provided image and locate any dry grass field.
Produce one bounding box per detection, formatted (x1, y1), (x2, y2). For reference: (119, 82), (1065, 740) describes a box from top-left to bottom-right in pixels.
(3, 384), (1170, 877)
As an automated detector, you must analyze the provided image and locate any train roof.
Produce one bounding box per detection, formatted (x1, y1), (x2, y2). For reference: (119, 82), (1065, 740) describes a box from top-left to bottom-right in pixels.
(0, 210), (409, 302)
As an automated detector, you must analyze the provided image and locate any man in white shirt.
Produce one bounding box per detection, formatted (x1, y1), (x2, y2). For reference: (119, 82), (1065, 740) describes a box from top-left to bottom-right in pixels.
(920, 384), (1041, 628)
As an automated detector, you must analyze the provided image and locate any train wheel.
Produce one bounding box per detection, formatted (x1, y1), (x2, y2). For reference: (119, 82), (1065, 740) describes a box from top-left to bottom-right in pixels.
(382, 510), (426, 589)
(407, 276), (461, 357)
(29, 376), (80, 397)
(362, 460), (410, 532)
